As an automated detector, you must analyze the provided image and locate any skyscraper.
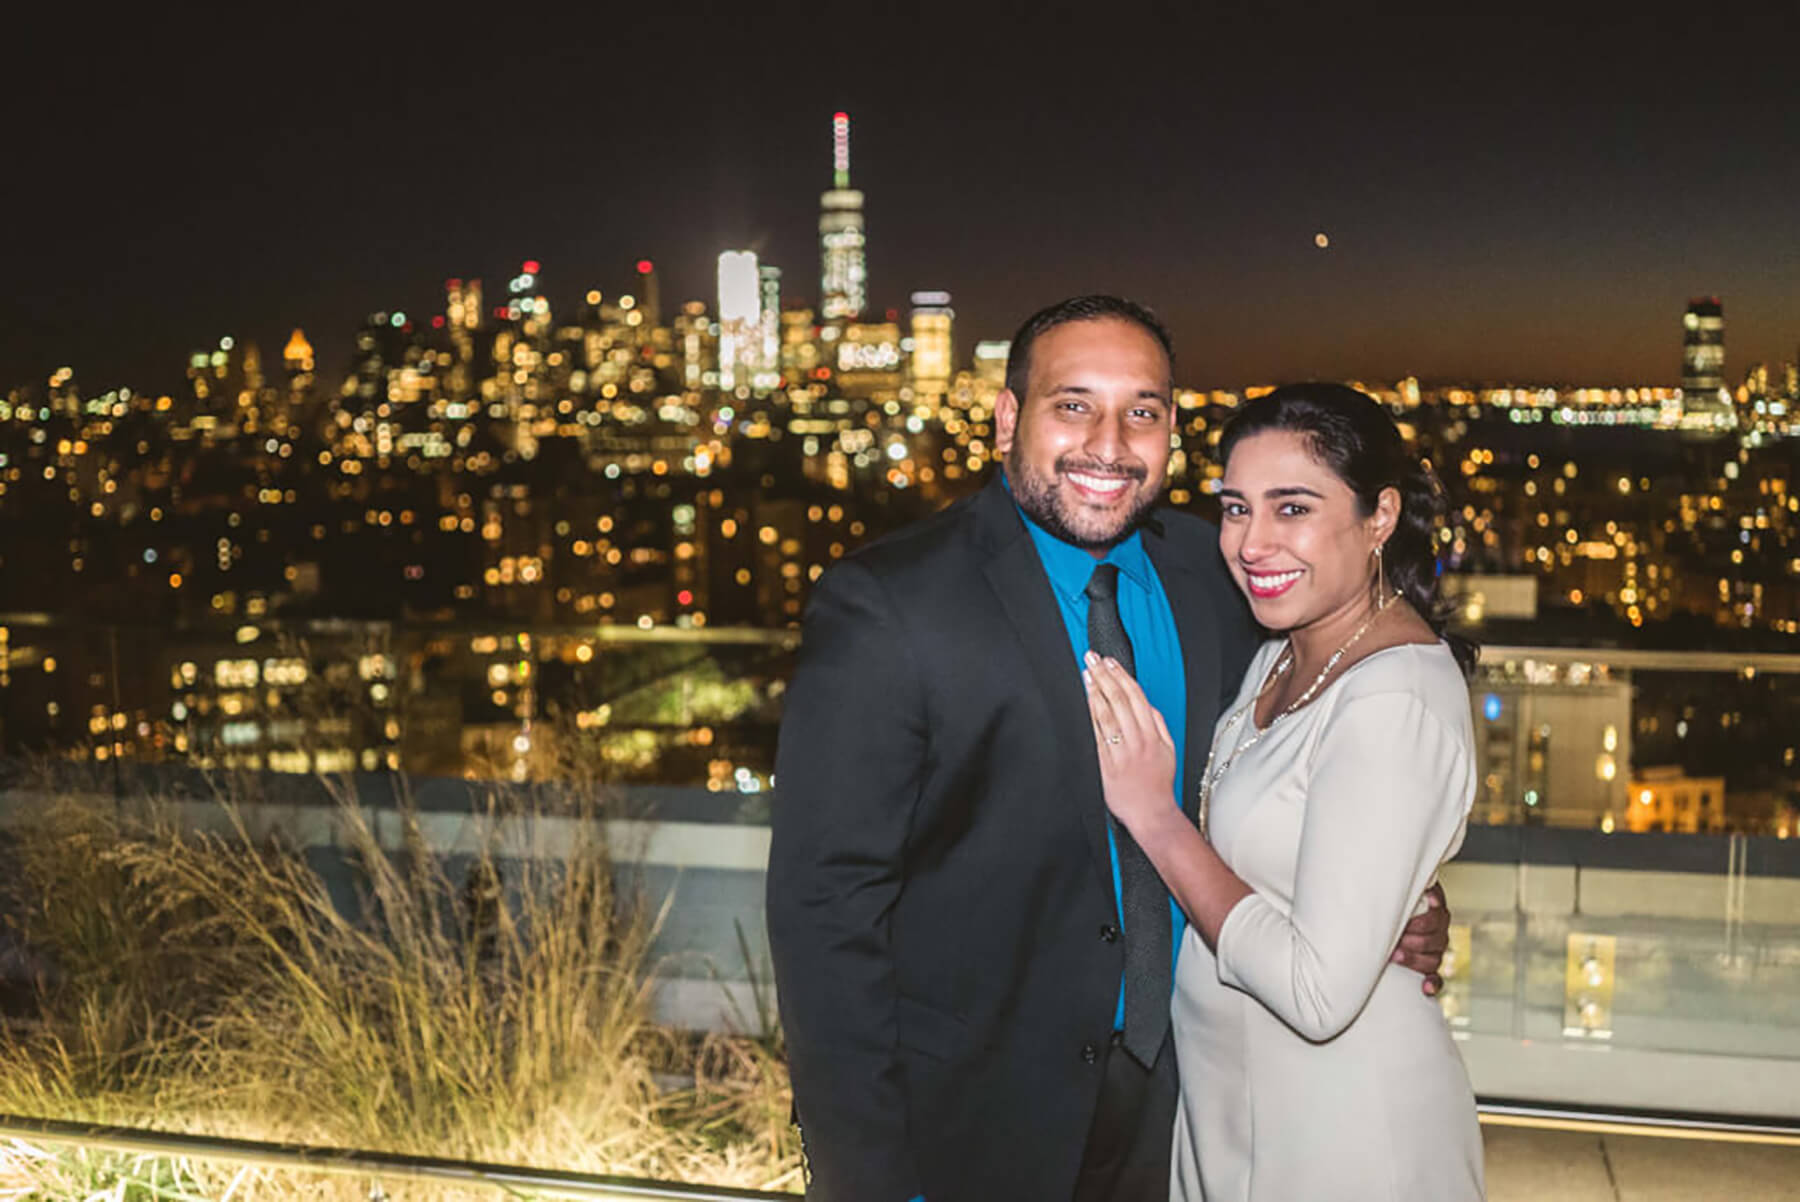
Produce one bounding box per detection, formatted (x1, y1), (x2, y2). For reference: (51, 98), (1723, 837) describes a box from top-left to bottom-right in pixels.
(909, 291), (954, 399)
(759, 265), (783, 377)
(635, 259), (661, 330)
(1681, 297), (1730, 427)
(717, 250), (761, 391)
(444, 278), (481, 397)
(974, 341), (1010, 388)
(280, 328), (315, 422)
(282, 328), (315, 374)
(445, 278), (482, 333)
(779, 309), (819, 380)
(835, 320), (901, 399)
(818, 112), (866, 322)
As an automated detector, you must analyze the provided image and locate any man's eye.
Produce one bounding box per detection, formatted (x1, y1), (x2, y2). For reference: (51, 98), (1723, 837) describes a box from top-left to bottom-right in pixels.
(1279, 503), (1310, 517)
(1222, 502), (1247, 517)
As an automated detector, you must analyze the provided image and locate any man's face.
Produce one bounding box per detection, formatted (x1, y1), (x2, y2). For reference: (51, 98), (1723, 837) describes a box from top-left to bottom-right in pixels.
(994, 318), (1174, 552)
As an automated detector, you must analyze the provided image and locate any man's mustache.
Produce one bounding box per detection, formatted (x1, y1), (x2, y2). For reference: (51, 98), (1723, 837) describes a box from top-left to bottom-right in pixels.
(1055, 456), (1147, 483)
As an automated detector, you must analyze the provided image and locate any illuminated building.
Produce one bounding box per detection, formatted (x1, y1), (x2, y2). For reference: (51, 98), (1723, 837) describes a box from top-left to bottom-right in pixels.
(237, 341), (274, 432)
(779, 309), (819, 379)
(974, 340), (1010, 388)
(908, 291), (954, 399)
(345, 314), (408, 409)
(836, 321), (902, 398)
(164, 631), (401, 775)
(282, 329), (316, 418)
(1681, 297), (1730, 427)
(635, 259), (660, 330)
(818, 112), (867, 322)
(185, 336), (235, 417)
(445, 278), (482, 332)
(1625, 766), (1728, 834)
(443, 279), (481, 397)
(674, 301), (716, 389)
(717, 250), (761, 391)
(44, 365), (81, 418)
(282, 328), (315, 374)
(1469, 662), (1631, 829)
(758, 265), (783, 381)
(508, 259), (550, 340)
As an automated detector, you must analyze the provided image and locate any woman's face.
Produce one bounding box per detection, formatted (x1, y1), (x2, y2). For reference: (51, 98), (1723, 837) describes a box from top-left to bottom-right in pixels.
(1217, 429), (1394, 633)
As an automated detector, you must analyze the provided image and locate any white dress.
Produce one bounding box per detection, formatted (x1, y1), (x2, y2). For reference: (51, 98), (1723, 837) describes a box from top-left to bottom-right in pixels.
(1171, 640), (1485, 1202)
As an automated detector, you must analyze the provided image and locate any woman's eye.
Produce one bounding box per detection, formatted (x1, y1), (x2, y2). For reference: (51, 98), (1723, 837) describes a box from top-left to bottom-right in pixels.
(1279, 503), (1309, 517)
(1222, 502), (1247, 517)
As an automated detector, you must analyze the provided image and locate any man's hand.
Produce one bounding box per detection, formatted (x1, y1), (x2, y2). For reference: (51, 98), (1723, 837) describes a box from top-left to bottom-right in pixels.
(1391, 882), (1451, 996)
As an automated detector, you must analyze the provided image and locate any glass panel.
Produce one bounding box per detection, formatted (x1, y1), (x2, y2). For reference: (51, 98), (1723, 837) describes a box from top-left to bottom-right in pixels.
(3, 623), (1797, 1190)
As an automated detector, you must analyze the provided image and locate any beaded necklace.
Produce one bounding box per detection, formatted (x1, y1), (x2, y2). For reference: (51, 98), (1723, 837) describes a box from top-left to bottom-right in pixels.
(1198, 590), (1401, 839)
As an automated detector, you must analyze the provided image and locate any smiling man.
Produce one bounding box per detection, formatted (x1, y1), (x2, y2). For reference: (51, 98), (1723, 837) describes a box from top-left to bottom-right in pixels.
(767, 296), (1450, 1202)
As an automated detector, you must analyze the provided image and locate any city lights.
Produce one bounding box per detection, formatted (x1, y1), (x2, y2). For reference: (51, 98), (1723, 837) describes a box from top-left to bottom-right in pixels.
(0, 115), (1788, 839)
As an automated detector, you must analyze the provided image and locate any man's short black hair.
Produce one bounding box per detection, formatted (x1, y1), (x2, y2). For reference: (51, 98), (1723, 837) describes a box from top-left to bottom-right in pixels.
(1002, 295), (1175, 400)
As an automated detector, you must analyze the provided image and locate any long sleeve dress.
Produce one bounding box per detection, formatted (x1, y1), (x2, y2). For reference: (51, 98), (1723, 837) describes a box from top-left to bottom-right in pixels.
(1171, 639), (1485, 1202)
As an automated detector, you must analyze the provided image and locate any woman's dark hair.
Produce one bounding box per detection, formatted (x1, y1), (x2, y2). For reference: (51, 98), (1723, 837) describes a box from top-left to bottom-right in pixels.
(1217, 382), (1477, 675)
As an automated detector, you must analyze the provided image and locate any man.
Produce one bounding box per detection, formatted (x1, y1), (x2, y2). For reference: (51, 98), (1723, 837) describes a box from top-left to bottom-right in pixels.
(767, 296), (1449, 1201)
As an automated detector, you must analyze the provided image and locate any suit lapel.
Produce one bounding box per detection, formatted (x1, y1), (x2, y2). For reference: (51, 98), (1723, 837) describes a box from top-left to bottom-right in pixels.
(973, 485), (1117, 899)
(1144, 527), (1221, 823)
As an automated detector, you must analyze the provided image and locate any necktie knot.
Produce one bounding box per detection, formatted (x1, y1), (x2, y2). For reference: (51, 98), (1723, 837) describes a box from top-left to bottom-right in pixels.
(1085, 562), (1120, 603)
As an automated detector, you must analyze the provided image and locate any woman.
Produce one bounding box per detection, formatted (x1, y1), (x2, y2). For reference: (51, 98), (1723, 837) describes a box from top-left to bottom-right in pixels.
(1083, 382), (1484, 1201)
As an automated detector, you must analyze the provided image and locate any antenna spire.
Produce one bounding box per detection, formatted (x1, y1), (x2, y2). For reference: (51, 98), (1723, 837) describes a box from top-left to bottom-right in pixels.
(832, 112), (850, 189)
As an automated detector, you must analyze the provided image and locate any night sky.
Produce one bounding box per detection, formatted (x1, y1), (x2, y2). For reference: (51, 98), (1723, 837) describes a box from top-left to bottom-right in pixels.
(9, 5), (1798, 393)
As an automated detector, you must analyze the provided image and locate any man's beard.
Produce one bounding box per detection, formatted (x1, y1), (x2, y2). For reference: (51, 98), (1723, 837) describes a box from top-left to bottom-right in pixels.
(1009, 452), (1159, 551)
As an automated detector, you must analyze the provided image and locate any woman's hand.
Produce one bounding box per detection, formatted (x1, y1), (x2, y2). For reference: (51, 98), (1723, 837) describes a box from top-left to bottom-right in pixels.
(1082, 651), (1179, 833)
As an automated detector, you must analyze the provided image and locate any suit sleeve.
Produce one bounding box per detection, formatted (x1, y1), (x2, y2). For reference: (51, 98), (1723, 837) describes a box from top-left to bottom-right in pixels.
(1212, 689), (1470, 1042)
(767, 558), (928, 1201)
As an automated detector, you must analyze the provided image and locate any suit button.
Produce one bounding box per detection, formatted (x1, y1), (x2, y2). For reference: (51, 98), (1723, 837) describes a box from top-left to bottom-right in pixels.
(1081, 1042), (1099, 1064)
(1099, 924), (1119, 943)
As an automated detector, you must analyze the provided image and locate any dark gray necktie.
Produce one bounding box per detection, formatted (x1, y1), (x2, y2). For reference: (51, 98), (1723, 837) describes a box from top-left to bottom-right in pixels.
(1085, 562), (1172, 1068)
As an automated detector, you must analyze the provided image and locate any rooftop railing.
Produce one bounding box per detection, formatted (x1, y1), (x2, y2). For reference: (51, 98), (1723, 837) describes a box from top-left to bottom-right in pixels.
(1, 623), (1797, 1194)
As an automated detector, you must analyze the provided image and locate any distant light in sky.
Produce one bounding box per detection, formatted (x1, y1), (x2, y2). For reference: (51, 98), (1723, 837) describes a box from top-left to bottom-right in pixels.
(1314, 232), (1330, 249)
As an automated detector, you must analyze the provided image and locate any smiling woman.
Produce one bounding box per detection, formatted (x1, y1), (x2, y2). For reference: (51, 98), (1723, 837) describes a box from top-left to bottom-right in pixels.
(1216, 382), (1474, 680)
(1081, 381), (1485, 1201)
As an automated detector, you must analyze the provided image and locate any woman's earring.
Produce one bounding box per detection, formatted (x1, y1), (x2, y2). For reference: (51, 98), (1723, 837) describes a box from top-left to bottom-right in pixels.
(1372, 543), (1388, 605)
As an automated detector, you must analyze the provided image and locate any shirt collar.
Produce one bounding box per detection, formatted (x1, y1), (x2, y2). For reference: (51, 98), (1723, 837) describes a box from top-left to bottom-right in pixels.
(1005, 473), (1154, 600)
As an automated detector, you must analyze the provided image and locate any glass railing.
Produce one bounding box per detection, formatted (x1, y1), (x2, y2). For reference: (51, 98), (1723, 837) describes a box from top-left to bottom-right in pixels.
(1, 620), (1798, 1196)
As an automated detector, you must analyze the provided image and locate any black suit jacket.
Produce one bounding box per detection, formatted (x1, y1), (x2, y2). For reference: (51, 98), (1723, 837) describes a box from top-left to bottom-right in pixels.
(767, 476), (1257, 1202)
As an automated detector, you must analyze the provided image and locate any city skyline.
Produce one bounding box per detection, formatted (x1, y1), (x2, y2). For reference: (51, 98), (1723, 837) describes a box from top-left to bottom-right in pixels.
(9, 7), (1800, 391)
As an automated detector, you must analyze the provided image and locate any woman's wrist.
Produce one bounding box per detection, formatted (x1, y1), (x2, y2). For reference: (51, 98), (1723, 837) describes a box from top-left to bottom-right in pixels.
(1121, 793), (1187, 841)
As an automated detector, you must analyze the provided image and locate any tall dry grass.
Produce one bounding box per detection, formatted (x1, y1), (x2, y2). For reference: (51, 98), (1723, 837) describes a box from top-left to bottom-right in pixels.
(0, 786), (801, 1198)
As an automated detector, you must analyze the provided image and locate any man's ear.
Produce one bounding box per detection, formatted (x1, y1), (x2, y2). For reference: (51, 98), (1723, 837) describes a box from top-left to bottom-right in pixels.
(994, 388), (1020, 455)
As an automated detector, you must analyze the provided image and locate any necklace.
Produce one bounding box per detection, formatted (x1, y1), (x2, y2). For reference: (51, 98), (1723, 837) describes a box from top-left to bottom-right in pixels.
(1198, 591), (1400, 839)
